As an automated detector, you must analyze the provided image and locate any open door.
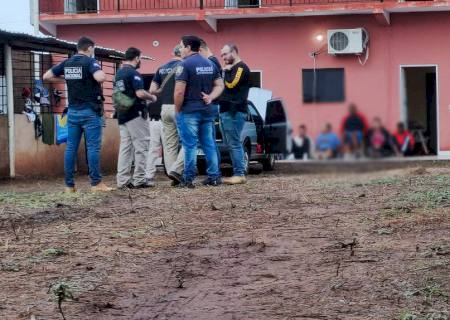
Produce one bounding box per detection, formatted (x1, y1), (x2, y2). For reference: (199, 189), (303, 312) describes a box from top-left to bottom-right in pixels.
(401, 66), (438, 155)
(264, 99), (292, 154)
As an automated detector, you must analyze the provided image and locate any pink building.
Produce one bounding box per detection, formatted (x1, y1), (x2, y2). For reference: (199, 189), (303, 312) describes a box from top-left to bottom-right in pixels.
(38, 0), (450, 157)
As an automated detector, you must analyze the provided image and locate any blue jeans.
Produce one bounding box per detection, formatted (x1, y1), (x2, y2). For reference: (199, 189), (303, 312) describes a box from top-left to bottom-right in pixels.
(65, 106), (103, 187)
(176, 110), (220, 183)
(220, 111), (246, 176)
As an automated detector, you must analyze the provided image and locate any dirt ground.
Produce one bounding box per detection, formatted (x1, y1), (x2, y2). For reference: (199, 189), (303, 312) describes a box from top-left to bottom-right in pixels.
(0, 166), (449, 320)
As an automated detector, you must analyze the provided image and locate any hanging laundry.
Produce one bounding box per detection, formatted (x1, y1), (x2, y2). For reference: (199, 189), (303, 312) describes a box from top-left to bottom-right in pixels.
(22, 97), (43, 138)
(55, 113), (68, 145)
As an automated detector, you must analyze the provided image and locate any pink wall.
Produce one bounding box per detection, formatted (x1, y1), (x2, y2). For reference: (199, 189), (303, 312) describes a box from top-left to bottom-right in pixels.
(57, 12), (450, 152)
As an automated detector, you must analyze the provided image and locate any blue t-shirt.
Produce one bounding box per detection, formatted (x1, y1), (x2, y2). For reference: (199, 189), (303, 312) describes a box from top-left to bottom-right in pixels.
(52, 54), (102, 106)
(316, 132), (341, 151)
(175, 53), (221, 113)
(114, 64), (145, 125)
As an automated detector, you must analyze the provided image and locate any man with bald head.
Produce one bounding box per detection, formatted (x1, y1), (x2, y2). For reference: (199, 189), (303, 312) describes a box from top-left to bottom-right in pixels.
(149, 45), (184, 185)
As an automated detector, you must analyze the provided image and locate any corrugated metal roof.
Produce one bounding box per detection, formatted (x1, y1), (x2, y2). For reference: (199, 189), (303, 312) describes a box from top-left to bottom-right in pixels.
(0, 29), (154, 61)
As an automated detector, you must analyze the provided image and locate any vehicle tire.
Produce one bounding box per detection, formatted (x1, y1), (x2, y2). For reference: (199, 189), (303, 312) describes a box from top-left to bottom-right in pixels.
(197, 160), (207, 175)
(243, 144), (250, 175)
(261, 154), (276, 171)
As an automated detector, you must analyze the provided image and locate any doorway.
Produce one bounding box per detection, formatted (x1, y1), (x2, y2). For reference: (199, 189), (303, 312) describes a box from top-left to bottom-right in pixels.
(400, 66), (438, 155)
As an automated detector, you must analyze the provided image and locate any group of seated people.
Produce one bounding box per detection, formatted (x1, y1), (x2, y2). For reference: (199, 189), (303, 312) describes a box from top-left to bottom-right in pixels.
(292, 104), (416, 160)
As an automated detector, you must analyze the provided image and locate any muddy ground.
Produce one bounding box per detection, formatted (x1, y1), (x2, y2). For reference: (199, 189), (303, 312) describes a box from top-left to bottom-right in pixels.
(0, 166), (449, 320)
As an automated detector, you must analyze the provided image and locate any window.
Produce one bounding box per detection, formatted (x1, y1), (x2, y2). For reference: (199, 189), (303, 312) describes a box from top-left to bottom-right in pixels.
(65, 0), (98, 13)
(249, 71), (262, 88)
(302, 68), (345, 103)
(225, 0), (260, 8)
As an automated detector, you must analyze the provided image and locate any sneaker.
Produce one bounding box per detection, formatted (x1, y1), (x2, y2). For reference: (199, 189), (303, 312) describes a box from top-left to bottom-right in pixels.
(223, 176), (247, 185)
(64, 186), (76, 193)
(168, 171), (183, 184)
(118, 182), (134, 190)
(91, 182), (114, 192)
(134, 180), (155, 189)
(176, 181), (195, 189)
(202, 177), (222, 186)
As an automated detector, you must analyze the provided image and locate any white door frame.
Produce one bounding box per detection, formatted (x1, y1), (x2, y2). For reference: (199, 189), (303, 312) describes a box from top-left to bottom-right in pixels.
(399, 64), (445, 157)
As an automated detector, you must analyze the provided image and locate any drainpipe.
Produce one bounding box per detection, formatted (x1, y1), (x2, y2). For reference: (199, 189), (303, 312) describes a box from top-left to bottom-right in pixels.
(5, 45), (15, 178)
(30, 0), (40, 35)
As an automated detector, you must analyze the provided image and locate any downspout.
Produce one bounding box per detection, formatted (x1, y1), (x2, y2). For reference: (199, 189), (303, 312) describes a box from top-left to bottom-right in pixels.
(5, 45), (15, 178)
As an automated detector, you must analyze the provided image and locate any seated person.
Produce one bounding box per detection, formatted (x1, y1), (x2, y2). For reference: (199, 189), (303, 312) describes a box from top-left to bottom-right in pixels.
(366, 117), (394, 158)
(292, 124), (312, 160)
(315, 123), (341, 160)
(393, 122), (415, 156)
(340, 103), (368, 158)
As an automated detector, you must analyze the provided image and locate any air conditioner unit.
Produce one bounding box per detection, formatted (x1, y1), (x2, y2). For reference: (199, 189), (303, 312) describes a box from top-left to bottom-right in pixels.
(327, 28), (368, 55)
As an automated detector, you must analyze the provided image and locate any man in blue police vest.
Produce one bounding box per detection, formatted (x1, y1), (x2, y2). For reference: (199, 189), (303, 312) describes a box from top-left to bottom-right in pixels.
(174, 35), (224, 188)
(44, 36), (113, 193)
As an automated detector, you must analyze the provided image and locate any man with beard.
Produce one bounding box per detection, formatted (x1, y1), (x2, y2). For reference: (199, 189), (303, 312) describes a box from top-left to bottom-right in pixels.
(219, 43), (251, 184)
(114, 47), (157, 189)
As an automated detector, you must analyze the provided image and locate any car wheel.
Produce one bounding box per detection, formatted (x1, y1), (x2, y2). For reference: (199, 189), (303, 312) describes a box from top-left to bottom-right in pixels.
(261, 154), (276, 171)
(243, 145), (250, 175)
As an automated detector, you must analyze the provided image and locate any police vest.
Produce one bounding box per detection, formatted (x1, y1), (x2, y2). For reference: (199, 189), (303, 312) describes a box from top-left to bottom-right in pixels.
(64, 55), (103, 106)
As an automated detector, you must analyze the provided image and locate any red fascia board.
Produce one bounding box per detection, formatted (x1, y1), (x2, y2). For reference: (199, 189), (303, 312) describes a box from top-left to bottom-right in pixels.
(39, 1), (450, 24)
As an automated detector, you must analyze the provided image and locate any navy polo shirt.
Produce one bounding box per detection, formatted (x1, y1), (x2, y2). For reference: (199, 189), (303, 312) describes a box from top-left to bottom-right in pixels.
(153, 59), (181, 105)
(175, 53), (221, 113)
(52, 54), (103, 107)
(114, 64), (145, 125)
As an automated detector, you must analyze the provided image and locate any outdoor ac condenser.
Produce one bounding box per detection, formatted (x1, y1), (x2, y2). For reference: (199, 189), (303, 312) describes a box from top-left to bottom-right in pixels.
(327, 28), (368, 55)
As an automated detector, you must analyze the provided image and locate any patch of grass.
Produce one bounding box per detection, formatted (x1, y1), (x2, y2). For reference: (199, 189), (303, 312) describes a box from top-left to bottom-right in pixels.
(398, 189), (450, 210)
(384, 188), (450, 217)
(366, 176), (402, 186)
(376, 227), (393, 235)
(110, 228), (148, 239)
(421, 283), (449, 301)
(110, 231), (129, 239)
(42, 248), (66, 257)
(0, 262), (21, 272)
(0, 191), (104, 209)
(397, 311), (449, 320)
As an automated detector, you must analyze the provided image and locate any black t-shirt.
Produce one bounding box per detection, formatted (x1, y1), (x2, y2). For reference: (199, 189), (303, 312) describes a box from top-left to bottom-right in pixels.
(114, 64), (145, 125)
(293, 136), (311, 159)
(208, 56), (222, 104)
(220, 61), (250, 113)
(51, 54), (102, 107)
(153, 59), (180, 105)
(209, 56), (222, 74)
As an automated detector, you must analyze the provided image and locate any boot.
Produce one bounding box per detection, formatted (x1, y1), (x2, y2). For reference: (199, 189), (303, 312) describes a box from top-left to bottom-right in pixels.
(223, 176), (247, 185)
(91, 182), (114, 193)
